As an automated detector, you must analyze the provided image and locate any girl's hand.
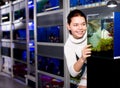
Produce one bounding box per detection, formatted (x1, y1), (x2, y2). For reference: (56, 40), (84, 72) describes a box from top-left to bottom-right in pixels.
(81, 44), (92, 61)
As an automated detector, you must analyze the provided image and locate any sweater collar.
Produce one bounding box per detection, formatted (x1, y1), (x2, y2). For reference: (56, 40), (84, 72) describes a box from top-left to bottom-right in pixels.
(69, 31), (87, 44)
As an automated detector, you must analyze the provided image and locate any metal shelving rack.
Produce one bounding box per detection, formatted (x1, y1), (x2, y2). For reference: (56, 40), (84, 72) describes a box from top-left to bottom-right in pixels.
(0, 2), (13, 76)
(34, 0), (70, 87)
(0, 0), (36, 85)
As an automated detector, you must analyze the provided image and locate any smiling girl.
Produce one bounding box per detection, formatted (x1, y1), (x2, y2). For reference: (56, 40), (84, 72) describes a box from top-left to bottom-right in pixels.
(64, 9), (91, 88)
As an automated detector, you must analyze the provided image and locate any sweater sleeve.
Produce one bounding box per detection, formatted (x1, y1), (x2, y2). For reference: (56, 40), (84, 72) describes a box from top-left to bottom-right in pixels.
(64, 45), (81, 77)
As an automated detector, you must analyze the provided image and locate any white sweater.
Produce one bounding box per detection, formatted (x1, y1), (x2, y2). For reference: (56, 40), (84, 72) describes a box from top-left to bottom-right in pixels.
(64, 32), (87, 85)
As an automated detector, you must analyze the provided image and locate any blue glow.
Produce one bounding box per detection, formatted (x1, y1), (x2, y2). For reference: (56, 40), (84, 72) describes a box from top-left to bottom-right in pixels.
(29, 22), (33, 26)
(29, 22), (34, 30)
(114, 12), (120, 58)
(29, 42), (34, 46)
(29, 4), (34, 8)
(28, 0), (34, 8)
(22, 50), (27, 61)
(28, 1), (32, 5)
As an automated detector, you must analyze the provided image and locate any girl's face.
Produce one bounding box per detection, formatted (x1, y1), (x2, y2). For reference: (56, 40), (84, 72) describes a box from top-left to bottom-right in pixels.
(67, 16), (87, 39)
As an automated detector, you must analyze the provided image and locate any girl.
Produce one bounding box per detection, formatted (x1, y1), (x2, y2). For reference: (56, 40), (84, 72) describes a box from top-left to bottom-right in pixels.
(64, 9), (91, 88)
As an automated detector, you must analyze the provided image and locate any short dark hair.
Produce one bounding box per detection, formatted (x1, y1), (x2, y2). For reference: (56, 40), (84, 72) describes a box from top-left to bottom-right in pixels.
(67, 9), (87, 25)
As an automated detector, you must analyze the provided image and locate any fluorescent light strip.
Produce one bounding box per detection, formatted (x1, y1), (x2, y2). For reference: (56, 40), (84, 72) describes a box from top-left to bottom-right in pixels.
(2, 17), (8, 20)
(45, 6), (59, 11)
(28, 1), (33, 5)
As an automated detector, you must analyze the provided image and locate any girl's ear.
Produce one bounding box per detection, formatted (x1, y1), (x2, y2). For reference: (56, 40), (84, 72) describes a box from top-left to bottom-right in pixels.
(67, 23), (71, 31)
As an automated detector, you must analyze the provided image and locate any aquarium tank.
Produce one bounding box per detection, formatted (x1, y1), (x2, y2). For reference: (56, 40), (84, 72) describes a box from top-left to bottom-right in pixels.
(38, 74), (64, 88)
(38, 55), (64, 76)
(2, 13), (10, 22)
(14, 8), (26, 20)
(13, 48), (27, 62)
(13, 29), (26, 40)
(70, 0), (105, 7)
(37, 25), (63, 43)
(114, 12), (120, 59)
(1, 47), (11, 57)
(87, 18), (113, 58)
(37, 0), (61, 13)
(29, 22), (34, 40)
(2, 31), (10, 39)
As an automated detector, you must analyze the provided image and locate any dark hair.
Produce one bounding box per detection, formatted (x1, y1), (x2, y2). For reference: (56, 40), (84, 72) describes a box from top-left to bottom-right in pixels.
(67, 9), (87, 25)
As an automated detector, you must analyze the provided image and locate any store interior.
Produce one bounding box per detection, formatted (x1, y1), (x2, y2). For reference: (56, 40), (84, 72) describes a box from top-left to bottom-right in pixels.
(0, 0), (120, 88)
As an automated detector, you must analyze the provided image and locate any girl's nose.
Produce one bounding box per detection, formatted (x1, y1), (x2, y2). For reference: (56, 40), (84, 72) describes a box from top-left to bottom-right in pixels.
(78, 25), (82, 29)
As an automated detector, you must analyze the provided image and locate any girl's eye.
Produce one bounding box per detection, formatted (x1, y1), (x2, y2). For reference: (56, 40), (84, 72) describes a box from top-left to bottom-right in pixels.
(73, 24), (78, 26)
(82, 23), (86, 26)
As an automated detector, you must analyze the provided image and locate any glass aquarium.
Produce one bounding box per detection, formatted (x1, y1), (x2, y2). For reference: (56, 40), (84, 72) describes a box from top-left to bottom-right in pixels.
(70, 0), (105, 7)
(87, 16), (113, 58)
(13, 48), (27, 62)
(29, 48), (35, 76)
(13, 61), (27, 78)
(38, 74), (64, 88)
(2, 13), (10, 22)
(28, 0), (34, 20)
(2, 31), (10, 39)
(37, 25), (63, 43)
(14, 8), (26, 20)
(114, 12), (120, 59)
(38, 55), (64, 77)
(13, 29), (26, 40)
(29, 6), (34, 19)
(29, 22), (34, 40)
(37, 0), (62, 13)
(70, 0), (79, 7)
(1, 47), (11, 57)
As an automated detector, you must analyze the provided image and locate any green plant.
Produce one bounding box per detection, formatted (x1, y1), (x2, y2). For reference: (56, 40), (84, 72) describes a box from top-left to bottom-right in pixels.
(92, 38), (113, 52)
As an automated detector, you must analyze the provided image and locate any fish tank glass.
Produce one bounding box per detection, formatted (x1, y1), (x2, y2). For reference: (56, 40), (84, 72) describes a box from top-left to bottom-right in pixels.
(38, 55), (64, 77)
(114, 12), (120, 59)
(13, 29), (26, 40)
(13, 61), (27, 78)
(87, 17), (113, 58)
(37, 25), (63, 43)
(14, 8), (26, 20)
(28, 0), (34, 19)
(2, 13), (10, 22)
(37, 0), (62, 13)
(29, 48), (35, 64)
(29, 6), (34, 19)
(70, 0), (105, 7)
(13, 48), (27, 62)
(29, 30), (34, 40)
(29, 48), (35, 76)
(29, 22), (34, 40)
(2, 31), (10, 39)
(1, 47), (11, 57)
(38, 74), (64, 88)
(13, 48), (35, 63)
